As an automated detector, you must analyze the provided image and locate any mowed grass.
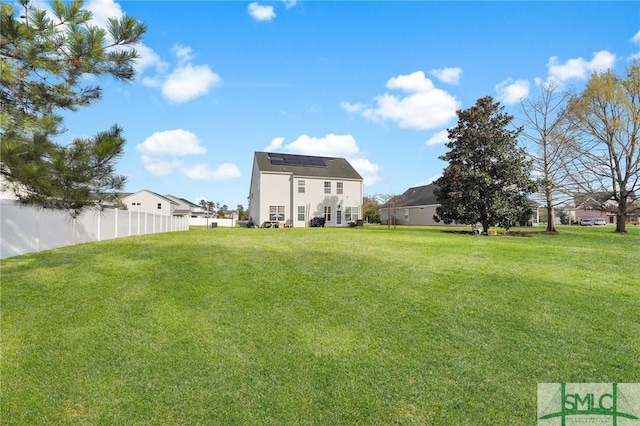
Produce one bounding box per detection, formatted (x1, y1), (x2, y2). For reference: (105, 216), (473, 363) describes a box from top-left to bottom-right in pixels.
(1, 225), (639, 425)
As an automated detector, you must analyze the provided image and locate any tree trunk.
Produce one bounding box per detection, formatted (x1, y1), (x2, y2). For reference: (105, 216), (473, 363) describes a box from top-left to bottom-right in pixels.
(616, 198), (628, 233)
(546, 206), (556, 232)
(616, 214), (626, 233)
(482, 221), (490, 234)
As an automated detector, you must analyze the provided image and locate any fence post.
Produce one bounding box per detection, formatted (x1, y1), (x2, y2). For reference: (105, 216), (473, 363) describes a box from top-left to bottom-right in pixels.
(36, 208), (41, 253)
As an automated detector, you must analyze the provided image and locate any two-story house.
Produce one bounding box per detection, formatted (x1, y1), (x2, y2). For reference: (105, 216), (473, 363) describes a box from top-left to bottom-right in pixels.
(120, 190), (180, 216)
(248, 152), (363, 227)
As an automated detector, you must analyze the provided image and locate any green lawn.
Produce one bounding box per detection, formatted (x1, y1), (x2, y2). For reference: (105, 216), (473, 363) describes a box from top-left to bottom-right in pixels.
(1, 225), (638, 425)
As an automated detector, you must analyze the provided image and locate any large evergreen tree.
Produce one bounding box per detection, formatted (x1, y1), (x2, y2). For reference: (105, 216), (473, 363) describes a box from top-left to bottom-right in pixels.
(0, 0), (146, 216)
(434, 96), (536, 233)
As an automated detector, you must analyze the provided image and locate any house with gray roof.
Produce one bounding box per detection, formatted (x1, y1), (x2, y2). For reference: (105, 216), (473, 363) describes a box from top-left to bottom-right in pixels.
(248, 152), (363, 227)
(381, 183), (540, 227)
(380, 183), (444, 226)
(163, 194), (200, 217)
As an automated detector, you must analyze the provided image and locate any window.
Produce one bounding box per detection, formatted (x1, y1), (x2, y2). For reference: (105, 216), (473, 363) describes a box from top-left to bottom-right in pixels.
(298, 180), (305, 194)
(336, 182), (343, 194)
(157, 203), (162, 209)
(269, 205), (285, 222)
(345, 206), (359, 222)
(297, 206), (306, 221)
(324, 181), (331, 194)
(324, 205), (331, 222)
(337, 210), (342, 225)
(404, 209), (409, 221)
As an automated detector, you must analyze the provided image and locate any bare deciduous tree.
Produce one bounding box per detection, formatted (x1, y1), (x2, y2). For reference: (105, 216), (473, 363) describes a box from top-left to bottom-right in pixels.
(564, 62), (640, 233)
(520, 82), (574, 232)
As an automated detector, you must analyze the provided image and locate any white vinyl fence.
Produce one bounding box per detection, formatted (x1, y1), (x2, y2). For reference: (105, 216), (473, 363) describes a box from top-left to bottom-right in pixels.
(189, 217), (236, 228)
(0, 200), (189, 259)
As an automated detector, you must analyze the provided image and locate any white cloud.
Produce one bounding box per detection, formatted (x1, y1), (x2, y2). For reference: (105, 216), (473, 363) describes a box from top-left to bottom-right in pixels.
(262, 134), (383, 187)
(248, 3), (276, 22)
(278, 134), (360, 157)
(136, 129), (207, 156)
(340, 101), (365, 113)
(141, 76), (162, 88)
(386, 71), (435, 93)
(425, 174), (441, 184)
(495, 78), (530, 105)
(172, 44), (194, 64)
(430, 67), (462, 85)
(85, 0), (123, 28)
(135, 44), (169, 76)
(140, 156), (184, 176)
(344, 71), (460, 130)
(137, 130), (241, 181)
(349, 158), (383, 186)
(544, 50), (616, 86)
(631, 30), (640, 60)
(264, 137), (285, 152)
(182, 163), (242, 181)
(138, 44), (221, 103)
(283, 0), (297, 9)
(162, 64), (221, 104)
(425, 129), (449, 146)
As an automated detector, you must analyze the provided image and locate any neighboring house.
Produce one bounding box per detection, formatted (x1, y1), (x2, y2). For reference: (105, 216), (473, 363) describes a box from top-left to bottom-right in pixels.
(248, 152), (363, 227)
(119, 190), (179, 216)
(380, 183), (444, 226)
(521, 199), (541, 226)
(380, 183), (540, 227)
(572, 192), (639, 225)
(164, 194), (199, 217)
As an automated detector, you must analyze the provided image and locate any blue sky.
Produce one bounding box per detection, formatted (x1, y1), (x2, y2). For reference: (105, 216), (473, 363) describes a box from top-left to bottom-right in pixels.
(55, 0), (640, 208)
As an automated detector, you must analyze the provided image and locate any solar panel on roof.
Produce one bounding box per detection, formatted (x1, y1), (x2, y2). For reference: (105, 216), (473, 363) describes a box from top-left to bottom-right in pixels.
(269, 153), (327, 167)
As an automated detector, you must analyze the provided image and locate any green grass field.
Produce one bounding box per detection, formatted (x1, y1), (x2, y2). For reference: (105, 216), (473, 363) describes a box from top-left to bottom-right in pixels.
(1, 225), (638, 425)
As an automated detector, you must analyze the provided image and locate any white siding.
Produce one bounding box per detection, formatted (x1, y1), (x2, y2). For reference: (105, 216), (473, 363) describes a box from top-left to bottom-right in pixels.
(121, 190), (176, 216)
(292, 177), (361, 227)
(258, 173), (292, 225)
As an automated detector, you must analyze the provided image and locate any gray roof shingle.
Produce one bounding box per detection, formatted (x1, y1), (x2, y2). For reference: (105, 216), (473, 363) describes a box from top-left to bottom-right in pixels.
(391, 183), (439, 207)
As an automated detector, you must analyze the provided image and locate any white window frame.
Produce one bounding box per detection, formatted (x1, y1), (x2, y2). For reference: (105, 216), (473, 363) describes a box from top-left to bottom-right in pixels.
(345, 206), (359, 222)
(269, 205), (285, 222)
